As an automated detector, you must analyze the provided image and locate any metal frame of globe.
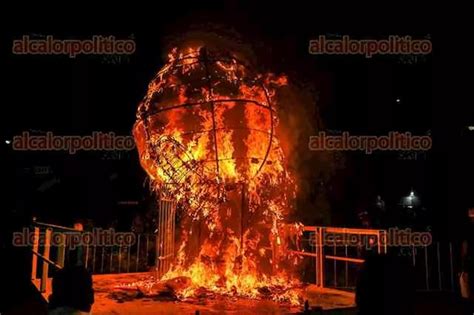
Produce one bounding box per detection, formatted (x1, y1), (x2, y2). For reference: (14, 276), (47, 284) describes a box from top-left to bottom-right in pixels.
(135, 47), (276, 198)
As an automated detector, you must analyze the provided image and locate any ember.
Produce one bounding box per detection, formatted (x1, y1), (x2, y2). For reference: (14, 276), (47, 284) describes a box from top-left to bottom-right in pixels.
(132, 44), (302, 305)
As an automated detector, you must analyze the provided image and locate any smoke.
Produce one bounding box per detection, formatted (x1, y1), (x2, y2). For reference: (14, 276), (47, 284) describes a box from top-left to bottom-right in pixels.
(161, 28), (257, 67)
(276, 80), (340, 224)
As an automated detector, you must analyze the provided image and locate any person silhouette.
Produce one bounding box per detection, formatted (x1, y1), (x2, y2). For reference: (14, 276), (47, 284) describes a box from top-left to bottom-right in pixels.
(48, 225), (94, 314)
(356, 252), (415, 315)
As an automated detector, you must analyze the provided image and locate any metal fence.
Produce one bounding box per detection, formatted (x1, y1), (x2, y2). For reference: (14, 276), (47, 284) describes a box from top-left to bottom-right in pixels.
(82, 233), (156, 274)
(29, 221), (162, 296)
(410, 241), (458, 292)
(31, 220), (461, 296)
(288, 226), (460, 293)
(30, 221), (72, 293)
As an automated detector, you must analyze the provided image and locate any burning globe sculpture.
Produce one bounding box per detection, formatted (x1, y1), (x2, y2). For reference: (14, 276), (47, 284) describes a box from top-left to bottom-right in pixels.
(133, 46), (301, 303)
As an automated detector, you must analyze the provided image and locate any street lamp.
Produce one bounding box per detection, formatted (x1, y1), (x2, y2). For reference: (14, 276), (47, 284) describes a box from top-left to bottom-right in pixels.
(401, 189), (419, 209)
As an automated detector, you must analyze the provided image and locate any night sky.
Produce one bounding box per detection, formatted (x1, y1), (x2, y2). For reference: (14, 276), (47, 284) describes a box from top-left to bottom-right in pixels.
(1, 3), (471, 240)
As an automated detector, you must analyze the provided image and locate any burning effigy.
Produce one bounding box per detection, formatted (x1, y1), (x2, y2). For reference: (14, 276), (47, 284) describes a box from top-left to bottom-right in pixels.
(128, 43), (304, 306)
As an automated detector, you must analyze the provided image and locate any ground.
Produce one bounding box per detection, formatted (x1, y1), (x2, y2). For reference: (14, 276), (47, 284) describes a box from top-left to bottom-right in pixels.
(27, 271), (473, 314)
(91, 273), (355, 314)
(33, 272), (355, 314)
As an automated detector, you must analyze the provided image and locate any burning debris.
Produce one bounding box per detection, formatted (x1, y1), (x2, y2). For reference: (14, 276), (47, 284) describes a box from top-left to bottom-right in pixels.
(131, 44), (303, 305)
(114, 274), (304, 306)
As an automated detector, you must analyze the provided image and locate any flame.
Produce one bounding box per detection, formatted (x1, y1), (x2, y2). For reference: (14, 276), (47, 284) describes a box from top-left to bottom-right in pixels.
(133, 46), (302, 305)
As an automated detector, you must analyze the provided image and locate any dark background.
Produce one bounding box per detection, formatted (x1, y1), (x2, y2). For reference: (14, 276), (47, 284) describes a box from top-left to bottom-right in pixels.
(0, 3), (472, 314)
(0, 2), (470, 242)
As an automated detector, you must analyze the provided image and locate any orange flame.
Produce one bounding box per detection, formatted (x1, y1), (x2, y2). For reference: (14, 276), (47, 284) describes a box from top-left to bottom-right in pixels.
(133, 46), (302, 305)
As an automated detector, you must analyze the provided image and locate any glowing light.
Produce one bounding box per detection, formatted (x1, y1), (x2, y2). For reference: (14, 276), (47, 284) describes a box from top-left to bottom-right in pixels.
(132, 46), (302, 305)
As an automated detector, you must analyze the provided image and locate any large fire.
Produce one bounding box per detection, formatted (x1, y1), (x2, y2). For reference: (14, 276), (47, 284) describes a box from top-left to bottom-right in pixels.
(133, 45), (303, 305)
